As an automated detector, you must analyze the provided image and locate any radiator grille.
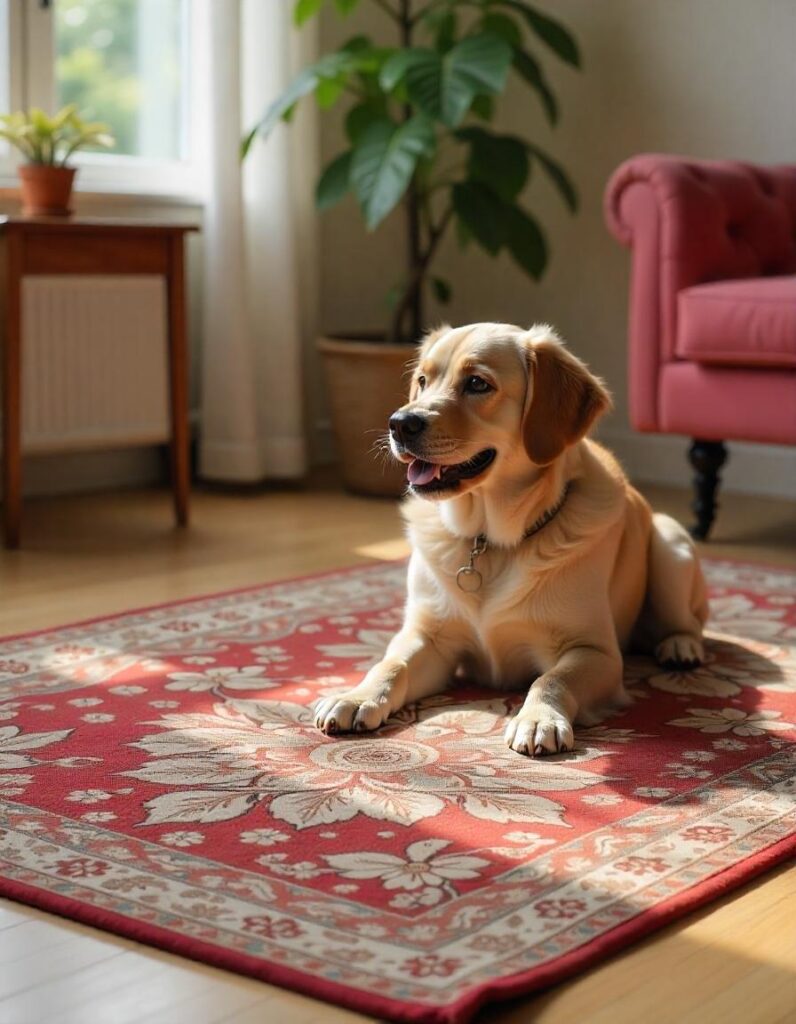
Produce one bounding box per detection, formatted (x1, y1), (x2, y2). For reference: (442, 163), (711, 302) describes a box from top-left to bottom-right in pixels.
(19, 276), (170, 452)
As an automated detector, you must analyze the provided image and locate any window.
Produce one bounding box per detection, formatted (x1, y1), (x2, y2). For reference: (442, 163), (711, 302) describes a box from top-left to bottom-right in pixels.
(1, 0), (202, 198)
(0, 2), (10, 117)
(55, 0), (188, 161)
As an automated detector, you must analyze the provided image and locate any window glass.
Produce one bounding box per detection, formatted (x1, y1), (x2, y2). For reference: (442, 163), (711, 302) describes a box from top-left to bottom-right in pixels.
(0, 0), (10, 117)
(54, 0), (189, 161)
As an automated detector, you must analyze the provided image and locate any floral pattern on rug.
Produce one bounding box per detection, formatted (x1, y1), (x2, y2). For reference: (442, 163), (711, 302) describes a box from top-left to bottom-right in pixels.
(0, 558), (794, 1023)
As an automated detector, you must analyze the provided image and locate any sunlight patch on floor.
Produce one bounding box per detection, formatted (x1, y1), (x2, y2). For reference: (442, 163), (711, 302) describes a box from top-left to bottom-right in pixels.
(354, 538), (410, 561)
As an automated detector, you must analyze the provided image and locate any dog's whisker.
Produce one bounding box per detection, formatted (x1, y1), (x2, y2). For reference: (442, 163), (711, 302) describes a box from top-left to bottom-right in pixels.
(368, 432), (393, 457)
(370, 448), (392, 466)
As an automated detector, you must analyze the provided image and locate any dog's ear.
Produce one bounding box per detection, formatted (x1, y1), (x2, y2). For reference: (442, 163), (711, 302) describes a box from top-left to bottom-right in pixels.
(522, 333), (611, 465)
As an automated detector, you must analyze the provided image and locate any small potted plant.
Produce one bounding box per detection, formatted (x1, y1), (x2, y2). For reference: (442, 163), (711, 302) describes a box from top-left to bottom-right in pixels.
(0, 104), (114, 217)
(245, 0), (579, 496)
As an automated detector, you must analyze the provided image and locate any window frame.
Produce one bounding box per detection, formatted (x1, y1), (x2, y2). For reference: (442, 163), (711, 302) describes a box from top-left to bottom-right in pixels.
(0, 0), (205, 202)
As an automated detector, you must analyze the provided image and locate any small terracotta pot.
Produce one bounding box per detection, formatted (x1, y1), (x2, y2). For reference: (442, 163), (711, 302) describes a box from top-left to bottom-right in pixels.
(18, 165), (76, 216)
(318, 334), (414, 498)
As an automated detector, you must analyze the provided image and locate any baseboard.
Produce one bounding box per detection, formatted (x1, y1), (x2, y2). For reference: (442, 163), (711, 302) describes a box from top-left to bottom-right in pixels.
(199, 437), (306, 482)
(313, 418), (337, 466)
(599, 428), (796, 500)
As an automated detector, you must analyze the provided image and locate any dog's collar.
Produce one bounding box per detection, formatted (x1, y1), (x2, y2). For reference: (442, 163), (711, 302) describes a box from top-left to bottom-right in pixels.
(456, 482), (572, 593)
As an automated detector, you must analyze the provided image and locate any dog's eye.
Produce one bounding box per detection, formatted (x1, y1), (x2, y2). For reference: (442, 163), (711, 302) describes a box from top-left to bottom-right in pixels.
(464, 375), (492, 394)
(416, 375), (426, 391)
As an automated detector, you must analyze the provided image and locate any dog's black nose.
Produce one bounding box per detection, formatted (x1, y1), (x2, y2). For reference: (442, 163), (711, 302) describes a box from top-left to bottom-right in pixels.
(389, 410), (426, 443)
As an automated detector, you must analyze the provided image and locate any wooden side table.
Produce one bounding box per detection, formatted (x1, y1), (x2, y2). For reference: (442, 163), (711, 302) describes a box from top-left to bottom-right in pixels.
(0, 215), (197, 548)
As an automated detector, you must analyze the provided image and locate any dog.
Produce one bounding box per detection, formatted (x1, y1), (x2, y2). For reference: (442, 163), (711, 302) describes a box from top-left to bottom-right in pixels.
(313, 323), (708, 757)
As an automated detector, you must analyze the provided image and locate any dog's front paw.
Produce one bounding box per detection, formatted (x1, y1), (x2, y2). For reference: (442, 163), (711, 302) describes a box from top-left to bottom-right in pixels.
(504, 707), (574, 757)
(655, 633), (704, 670)
(312, 693), (388, 735)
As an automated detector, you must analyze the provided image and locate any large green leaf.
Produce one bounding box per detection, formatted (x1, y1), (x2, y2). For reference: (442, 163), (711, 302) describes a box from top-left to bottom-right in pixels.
(316, 150), (353, 211)
(452, 181), (509, 255)
(294, 0), (325, 26)
(379, 49), (431, 93)
(340, 34), (371, 53)
(456, 126), (529, 202)
(527, 144), (578, 211)
(350, 115), (436, 229)
(480, 12), (522, 48)
(512, 49), (558, 125)
(345, 101), (386, 143)
(450, 33), (514, 93)
(315, 77), (345, 109)
(499, 1), (581, 67)
(334, 0), (360, 13)
(382, 33), (512, 128)
(243, 51), (361, 157)
(423, 7), (458, 52)
(470, 94), (494, 121)
(507, 206), (548, 278)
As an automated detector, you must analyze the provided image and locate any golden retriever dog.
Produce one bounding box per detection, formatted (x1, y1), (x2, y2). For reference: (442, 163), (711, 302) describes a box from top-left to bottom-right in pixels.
(314, 323), (707, 757)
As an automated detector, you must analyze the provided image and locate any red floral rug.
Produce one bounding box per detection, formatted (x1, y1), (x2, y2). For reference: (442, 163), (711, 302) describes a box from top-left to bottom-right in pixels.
(0, 558), (794, 1023)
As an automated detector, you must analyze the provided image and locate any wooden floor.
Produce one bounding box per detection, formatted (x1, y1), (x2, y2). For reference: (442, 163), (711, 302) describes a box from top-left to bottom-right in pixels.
(0, 479), (794, 1024)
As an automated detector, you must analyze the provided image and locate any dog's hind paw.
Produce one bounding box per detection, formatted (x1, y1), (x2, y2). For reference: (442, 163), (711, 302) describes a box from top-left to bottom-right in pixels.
(654, 633), (704, 670)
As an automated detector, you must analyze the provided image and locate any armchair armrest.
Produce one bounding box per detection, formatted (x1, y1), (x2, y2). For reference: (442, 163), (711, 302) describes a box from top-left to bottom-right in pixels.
(604, 154), (796, 430)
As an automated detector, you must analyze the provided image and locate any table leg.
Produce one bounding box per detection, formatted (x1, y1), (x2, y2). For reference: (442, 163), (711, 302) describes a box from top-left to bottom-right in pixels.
(166, 234), (190, 527)
(3, 235), (22, 549)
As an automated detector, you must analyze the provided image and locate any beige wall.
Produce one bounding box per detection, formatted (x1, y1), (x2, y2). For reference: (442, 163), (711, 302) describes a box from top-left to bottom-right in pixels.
(315, 0), (796, 487)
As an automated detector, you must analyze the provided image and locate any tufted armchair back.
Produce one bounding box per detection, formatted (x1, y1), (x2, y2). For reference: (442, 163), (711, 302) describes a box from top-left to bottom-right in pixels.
(604, 155), (796, 430)
(606, 155), (796, 358)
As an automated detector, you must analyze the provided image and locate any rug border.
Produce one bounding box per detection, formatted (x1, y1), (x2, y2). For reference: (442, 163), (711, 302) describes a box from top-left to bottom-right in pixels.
(0, 557), (402, 646)
(1, 554), (792, 649)
(1, 828), (793, 1023)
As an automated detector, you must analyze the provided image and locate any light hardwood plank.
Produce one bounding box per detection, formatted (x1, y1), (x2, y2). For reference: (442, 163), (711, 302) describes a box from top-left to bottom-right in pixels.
(0, 903), (31, 930)
(0, 478), (793, 1024)
(139, 986), (270, 1024)
(0, 932), (125, 1002)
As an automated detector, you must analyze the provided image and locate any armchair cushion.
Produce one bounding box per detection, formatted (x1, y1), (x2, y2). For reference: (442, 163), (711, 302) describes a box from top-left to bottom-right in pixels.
(677, 276), (796, 369)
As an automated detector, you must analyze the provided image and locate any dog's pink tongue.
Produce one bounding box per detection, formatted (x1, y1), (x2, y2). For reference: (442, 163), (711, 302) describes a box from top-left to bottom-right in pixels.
(407, 459), (441, 486)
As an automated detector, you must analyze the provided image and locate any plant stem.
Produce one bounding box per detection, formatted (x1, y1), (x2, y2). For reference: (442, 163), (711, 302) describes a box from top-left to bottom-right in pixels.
(404, 186), (424, 343)
(389, 206), (452, 343)
(398, 0), (424, 344)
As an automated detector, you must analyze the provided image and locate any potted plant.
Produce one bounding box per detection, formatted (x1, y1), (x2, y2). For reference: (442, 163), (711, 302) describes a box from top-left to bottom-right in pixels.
(245, 0), (579, 496)
(0, 104), (114, 216)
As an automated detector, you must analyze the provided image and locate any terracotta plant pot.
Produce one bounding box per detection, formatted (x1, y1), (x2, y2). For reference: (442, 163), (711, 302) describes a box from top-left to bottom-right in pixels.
(317, 334), (414, 498)
(18, 165), (76, 216)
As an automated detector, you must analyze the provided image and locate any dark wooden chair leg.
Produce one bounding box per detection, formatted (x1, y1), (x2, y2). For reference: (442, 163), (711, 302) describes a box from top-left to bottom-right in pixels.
(688, 440), (727, 540)
(166, 234), (190, 527)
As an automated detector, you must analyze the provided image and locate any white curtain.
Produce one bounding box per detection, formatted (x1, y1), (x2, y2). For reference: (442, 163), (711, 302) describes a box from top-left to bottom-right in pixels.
(198, 0), (314, 482)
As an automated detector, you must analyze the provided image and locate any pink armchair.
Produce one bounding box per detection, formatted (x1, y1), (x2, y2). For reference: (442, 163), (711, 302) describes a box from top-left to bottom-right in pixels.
(605, 155), (796, 538)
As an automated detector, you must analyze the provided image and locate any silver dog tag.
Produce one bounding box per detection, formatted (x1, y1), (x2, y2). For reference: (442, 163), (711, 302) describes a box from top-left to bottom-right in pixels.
(456, 566), (482, 592)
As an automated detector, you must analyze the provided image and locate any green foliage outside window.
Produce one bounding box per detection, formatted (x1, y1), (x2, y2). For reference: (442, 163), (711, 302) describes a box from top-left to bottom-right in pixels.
(54, 0), (183, 160)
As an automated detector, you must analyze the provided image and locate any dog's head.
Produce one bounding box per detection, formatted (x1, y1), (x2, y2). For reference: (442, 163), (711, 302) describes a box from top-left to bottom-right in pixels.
(389, 323), (611, 499)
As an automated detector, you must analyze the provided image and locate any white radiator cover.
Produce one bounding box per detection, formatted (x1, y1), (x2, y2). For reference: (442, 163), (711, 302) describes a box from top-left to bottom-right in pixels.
(19, 276), (170, 453)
